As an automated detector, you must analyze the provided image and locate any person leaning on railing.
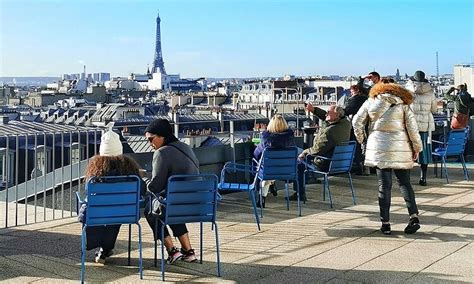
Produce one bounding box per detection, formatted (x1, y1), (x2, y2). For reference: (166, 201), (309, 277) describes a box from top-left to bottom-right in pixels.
(79, 130), (147, 264)
(444, 83), (473, 129)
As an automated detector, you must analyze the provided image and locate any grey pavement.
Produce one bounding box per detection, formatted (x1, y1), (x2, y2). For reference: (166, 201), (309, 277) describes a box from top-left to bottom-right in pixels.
(0, 166), (473, 283)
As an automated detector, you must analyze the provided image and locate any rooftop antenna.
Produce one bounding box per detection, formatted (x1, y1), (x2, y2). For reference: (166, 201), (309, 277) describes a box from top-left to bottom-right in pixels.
(436, 51), (439, 80)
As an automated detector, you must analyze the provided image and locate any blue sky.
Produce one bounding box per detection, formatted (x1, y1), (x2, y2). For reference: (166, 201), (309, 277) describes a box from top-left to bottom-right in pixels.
(0, 0), (472, 78)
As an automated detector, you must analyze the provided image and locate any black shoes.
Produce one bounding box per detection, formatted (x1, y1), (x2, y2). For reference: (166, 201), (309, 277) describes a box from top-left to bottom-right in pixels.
(404, 217), (421, 234)
(418, 178), (427, 186)
(269, 183), (278, 197)
(286, 192), (307, 202)
(380, 224), (391, 235)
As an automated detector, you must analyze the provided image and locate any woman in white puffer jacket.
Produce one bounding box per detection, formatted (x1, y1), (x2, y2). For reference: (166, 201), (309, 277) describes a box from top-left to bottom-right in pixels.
(406, 70), (438, 186)
(353, 79), (422, 235)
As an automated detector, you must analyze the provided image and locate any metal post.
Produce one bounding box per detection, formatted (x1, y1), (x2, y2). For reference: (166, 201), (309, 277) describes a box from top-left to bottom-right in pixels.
(69, 131), (73, 216)
(15, 135), (19, 226)
(43, 133), (46, 222)
(52, 133), (56, 219)
(230, 120), (235, 164)
(77, 131), (81, 214)
(24, 134), (28, 225)
(61, 132), (64, 218)
(4, 135), (9, 228)
(34, 134), (37, 223)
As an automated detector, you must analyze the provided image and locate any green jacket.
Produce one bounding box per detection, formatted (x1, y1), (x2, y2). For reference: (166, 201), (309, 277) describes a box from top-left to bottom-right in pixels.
(303, 107), (352, 168)
(444, 90), (473, 115)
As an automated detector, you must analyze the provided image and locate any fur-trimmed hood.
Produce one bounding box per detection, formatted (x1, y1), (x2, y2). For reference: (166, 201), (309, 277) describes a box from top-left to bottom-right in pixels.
(369, 83), (414, 105)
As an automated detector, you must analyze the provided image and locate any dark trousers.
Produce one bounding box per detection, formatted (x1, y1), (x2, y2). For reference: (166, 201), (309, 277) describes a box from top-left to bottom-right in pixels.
(144, 210), (188, 241)
(296, 163), (307, 197)
(86, 225), (121, 251)
(376, 168), (419, 222)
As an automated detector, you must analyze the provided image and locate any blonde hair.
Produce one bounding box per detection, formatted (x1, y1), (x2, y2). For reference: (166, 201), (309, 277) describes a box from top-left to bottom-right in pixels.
(267, 114), (289, 133)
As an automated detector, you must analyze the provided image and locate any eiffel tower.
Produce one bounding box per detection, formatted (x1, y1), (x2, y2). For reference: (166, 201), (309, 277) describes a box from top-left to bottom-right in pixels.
(152, 13), (166, 74)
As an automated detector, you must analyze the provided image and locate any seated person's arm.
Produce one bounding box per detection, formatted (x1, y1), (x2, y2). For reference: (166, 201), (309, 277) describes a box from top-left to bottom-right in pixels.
(147, 151), (169, 197)
(312, 106), (327, 121)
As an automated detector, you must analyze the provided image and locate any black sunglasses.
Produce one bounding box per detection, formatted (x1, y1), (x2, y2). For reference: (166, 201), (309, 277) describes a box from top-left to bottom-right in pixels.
(147, 136), (156, 143)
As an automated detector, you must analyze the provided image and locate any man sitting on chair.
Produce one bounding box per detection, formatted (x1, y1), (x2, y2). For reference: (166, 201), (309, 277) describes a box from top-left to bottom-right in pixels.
(291, 104), (351, 201)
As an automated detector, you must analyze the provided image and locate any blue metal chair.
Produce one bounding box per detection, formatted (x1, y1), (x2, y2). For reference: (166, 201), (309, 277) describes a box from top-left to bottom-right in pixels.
(303, 141), (356, 208)
(76, 175), (143, 283)
(432, 128), (469, 183)
(218, 146), (301, 231)
(155, 174), (221, 281)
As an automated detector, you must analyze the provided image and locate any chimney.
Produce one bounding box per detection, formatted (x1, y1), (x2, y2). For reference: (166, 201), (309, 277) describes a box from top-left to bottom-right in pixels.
(0, 116), (9, 125)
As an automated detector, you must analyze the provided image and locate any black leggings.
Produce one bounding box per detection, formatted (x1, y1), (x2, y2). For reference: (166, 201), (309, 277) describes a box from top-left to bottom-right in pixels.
(376, 168), (419, 222)
(144, 210), (188, 240)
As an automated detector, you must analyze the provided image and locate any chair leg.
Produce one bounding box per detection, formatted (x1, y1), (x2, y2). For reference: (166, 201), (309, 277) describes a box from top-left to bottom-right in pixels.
(248, 191), (261, 231)
(259, 185), (264, 218)
(325, 175), (333, 208)
(442, 157), (449, 183)
(80, 226), (87, 284)
(348, 172), (356, 205)
(295, 179), (301, 217)
(434, 157), (438, 177)
(461, 155), (469, 181)
(285, 182), (290, 211)
(137, 223), (143, 280)
(214, 222), (222, 277)
(128, 224), (131, 266)
(154, 218), (158, 267)
(200, 222), (203, 264)
(161, 225), (166, 281)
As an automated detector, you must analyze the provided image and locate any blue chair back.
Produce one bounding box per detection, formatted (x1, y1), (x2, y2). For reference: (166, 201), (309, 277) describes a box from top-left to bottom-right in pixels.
(85, 175), (141, 226)
(257, 147), (298, 181)
(328, 141), (356, 175)
(444, 129), (468, 156)
(164, 174), (219, 225)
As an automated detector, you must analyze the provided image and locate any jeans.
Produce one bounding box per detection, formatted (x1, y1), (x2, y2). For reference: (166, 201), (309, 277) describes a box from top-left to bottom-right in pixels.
(85, 225), (121, 251)
(377, 168), (419, 222)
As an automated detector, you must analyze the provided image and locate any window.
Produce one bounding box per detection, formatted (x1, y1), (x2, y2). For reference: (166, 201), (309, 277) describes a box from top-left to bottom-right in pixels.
(0, 149), (15, 183)
(71, 143), (85, 164)
(36, 146), (52, 174)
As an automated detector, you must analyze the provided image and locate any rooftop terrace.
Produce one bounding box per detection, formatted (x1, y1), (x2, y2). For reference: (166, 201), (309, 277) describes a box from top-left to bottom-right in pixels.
(1, 166), (473, 283)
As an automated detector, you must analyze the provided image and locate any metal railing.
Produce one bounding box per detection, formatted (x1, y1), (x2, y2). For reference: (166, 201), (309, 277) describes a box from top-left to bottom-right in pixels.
(0, 129), (100, 229)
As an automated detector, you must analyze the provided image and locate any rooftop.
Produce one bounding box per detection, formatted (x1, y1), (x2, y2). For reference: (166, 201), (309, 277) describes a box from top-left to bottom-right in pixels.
(1, 166), (472, 283)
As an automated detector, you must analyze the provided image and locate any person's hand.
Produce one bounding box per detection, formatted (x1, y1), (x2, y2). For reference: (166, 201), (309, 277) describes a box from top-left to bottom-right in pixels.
(413, 152), (419, 161)
(298, 153), (306, 161)
(306, 103), (314, 113)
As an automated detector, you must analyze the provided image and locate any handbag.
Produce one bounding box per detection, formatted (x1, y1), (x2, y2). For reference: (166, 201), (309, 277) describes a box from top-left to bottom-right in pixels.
(148, 191), (164, 216)
(451, 113), (469, 129)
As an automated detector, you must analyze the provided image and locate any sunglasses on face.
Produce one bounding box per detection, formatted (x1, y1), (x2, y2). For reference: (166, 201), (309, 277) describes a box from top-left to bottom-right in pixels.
(147, 136), (156, 143)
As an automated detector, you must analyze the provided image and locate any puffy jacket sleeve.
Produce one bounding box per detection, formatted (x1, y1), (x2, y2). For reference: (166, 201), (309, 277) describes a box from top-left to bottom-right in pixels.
(404, 106), (422, 153)
(352, 100), (369, 144)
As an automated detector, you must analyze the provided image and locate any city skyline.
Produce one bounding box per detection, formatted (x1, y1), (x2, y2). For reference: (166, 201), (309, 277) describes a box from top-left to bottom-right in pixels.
(0, 0), (472, 78)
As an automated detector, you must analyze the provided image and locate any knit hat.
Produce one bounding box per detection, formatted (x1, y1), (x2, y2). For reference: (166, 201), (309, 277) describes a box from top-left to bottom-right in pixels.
(411, 70), (428, 82)
(99, 130), (123, 156)
(145, 119), (173, 138)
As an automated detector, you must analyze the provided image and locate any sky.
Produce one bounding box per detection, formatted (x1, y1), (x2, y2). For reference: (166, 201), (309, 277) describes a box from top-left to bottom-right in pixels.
(0, 0), (473, 78)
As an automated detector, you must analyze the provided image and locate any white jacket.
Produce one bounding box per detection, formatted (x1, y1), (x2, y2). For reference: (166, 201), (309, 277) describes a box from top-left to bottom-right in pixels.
(353, 83), (422, 170)
(405, 80), (437, 132)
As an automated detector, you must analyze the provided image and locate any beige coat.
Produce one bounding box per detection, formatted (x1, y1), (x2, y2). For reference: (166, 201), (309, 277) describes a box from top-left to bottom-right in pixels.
(405, 80), (437, 132)
(353, 83), (422, 169)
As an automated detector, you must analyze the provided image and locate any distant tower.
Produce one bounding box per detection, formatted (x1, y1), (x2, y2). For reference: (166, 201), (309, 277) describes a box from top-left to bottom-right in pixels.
(152, 13), (166, 74)
(396, 68), (400, 81)
(436, 51), (439, 80)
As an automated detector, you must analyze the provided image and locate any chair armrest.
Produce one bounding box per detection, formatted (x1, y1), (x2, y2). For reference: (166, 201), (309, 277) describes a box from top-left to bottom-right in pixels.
(220, 162), (256, 182)
(75, 191), (86, 215)
(431, 140), (445, 145)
